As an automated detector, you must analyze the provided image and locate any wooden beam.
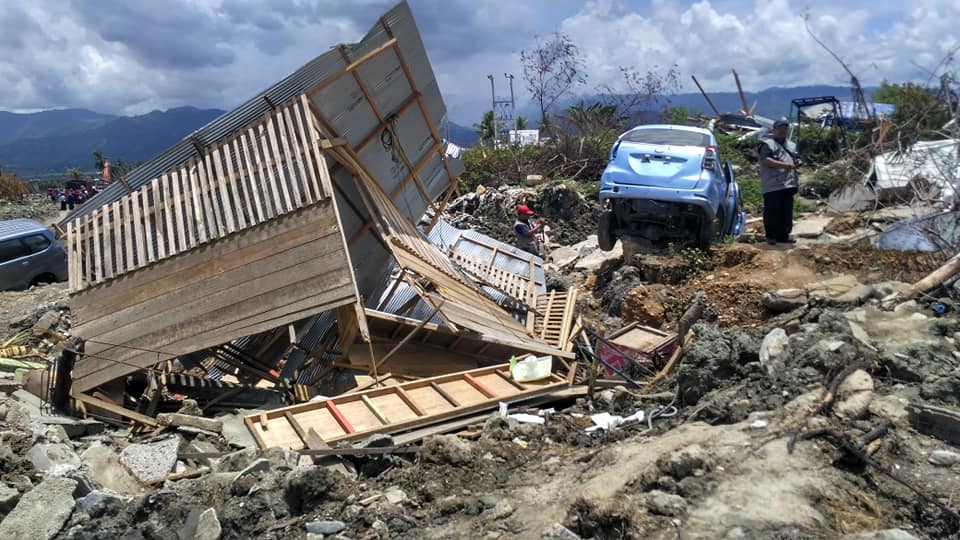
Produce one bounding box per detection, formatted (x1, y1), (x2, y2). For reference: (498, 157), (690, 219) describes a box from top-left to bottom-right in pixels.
(72, 391), (159, 427)
(304, 37), (398, 96)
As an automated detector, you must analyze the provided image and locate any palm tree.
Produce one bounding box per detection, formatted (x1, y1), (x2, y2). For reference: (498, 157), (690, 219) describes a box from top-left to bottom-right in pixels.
(473, 111), (496, 146)
(515, 116), (528, 130)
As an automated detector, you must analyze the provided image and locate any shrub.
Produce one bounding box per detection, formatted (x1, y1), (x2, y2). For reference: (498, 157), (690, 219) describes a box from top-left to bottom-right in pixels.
(0, 171), (28, 201)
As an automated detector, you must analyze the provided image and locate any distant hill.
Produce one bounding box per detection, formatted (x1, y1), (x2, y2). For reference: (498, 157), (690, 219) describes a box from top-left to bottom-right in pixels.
(0, 108), (117, 146)
(514, 85), (882, 128)
(0, 107), (225, 176)
(445, 121), (480, 147)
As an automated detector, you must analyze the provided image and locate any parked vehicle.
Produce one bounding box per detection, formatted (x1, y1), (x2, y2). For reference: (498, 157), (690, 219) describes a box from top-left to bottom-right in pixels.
(597, 124), (745, 250)
(0, 219), (68, 290)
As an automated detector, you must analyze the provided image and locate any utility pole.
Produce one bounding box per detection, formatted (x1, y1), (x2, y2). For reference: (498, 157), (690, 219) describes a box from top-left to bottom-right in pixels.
(487, 74), (498, 146)
(505, 73), (516, 123)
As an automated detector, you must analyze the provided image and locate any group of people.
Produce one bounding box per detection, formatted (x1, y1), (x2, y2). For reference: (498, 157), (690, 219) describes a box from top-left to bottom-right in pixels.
(47, 187), (93, 211)
(511, 117), (801, 255)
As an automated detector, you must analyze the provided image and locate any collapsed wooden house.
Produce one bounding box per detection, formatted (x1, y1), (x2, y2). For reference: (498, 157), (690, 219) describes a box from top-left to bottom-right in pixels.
(55, 2), (579, 433)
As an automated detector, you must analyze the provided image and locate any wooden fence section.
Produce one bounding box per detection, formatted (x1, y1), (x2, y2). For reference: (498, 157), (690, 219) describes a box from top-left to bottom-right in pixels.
(70, 203), (360, 393)
(244, 364), (568, 450)
(449, 250), (539, 307)
(531, 289), (580, 351)
(67, 97), (332, 292)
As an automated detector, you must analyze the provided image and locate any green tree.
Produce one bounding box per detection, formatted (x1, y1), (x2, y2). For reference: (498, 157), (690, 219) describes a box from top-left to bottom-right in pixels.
(665, 106), (691, 125)
(561, 101), (622, 135)
(873, 81), (952, 143)
(515, 116), (528, 130)
(92, 149), (106, 172)
(474, 111), (496, 146)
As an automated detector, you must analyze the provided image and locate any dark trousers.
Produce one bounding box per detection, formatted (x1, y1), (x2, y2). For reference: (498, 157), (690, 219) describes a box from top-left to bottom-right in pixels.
(763, 187), (796, 241)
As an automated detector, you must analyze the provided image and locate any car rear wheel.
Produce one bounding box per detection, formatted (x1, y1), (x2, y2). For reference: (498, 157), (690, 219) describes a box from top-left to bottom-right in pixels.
(698, 208), (724, 249)
(598, 210), (617, 252)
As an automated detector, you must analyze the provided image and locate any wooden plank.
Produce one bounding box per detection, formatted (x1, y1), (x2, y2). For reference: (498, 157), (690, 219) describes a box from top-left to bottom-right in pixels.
(187, 160), (208, 244)
(257, 123), (285, 217)
(151, 178), (167, 259)
(142, 189), (156, 264)
(92, 208), (102, 283)
(171, 169), (192, 250)
(464, 373), (497, 398)
(275, 106), (303, 208)
(160, 174), (177, 255)
(224, 139), (251, 229)
(66, 221), (77, 291)
(265, 115), (294, 212)
(197, 154), (222, 239)
(239, 132), (268, 223)
(291, 98), (323, 200)
(210, 146), (237, 234)
(71, 391), (159, 427)
(84, 213), (94, 285)
(103, 202), (116, 279)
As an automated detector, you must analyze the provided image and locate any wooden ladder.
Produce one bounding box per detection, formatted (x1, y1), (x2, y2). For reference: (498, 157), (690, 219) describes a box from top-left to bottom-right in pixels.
(244, 363), (568, 450)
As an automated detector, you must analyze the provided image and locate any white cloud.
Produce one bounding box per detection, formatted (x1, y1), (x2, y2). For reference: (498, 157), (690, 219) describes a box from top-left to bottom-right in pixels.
(0, 0), (955, 124)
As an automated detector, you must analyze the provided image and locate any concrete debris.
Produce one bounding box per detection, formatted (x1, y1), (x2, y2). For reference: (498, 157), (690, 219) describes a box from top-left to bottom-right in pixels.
(644, 490), (688, 516)
(834, 369), (875, 420)
(928, 450), (960, 467)
(119, 437), (180, 484)
(74, 490), (130, 518)
(541, 523), (582, 540)
(26, 443), (81, 476)
(157, 412), (222, 433)
(306, 520), (347, 535)
(0, 484), (20, 514)
(193, 508), (222, 540)
(419, 435), (474, 465)
(759, 328), (789, 379)
(792, 215), (834, 238)
(79, 443), (145, 495)
(841, 530), (921, 540)
(0, 476), (76, 540)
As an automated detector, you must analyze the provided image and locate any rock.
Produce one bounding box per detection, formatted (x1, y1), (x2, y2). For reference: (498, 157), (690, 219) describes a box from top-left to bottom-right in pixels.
(492, 499), (515, 519)
(657, 444), (714, 479)
(306, 520), (346, 535)
(0, 484), (20, 513)
(285, 466), (350, 514)
(419, 434), (474, 465)
(262, 446), (299, 471)
(74, 490), (129, 518)
(835, 369), (874, 420)
(79, 443), (143, 495)
(792, 215), (834, 238)
(219, 413), (258, 449)
(384, 486), (408, 505)
(355, 433), (395, 448)
(644, 490), (688, 516)
(31, 311), (60, 337)
(761, 289), (808, 313)
(36, 416), (105, 439)
(194, 508), (221, 540)
(929, 450), (960, 466)
(157, 413), (222, 433)
(26, 443), (81, 476)
(574, 236), (622, 271)
(867, 394), (910, 424)
(215, 448), (259, 473)
(621, 284), (665, 326)
(233, 458), (271, 481)
(541, 522), (581, 539)
(550, 245), (581, 268)
(119, 436), (180, 484)
(841, 529), (920, 540)
(177, 399), (203, 416)
(0, 476), (76, 540)
(759, 328), (789, 379)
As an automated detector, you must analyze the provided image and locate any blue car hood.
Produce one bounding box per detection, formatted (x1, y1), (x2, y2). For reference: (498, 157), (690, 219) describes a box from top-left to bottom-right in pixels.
(605, 143), (706, 189)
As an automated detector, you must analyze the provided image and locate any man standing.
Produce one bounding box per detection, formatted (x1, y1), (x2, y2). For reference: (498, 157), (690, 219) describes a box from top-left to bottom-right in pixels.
(514, 205), (546, 256)
(758, 118), (800, 245)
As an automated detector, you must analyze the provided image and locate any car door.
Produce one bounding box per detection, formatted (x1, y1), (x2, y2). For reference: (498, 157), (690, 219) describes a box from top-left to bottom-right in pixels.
(0, 237), (34, 290)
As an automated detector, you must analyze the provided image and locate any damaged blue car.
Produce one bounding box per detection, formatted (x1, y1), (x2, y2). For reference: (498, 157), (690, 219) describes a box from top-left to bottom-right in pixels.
(597, 124), (746, 250)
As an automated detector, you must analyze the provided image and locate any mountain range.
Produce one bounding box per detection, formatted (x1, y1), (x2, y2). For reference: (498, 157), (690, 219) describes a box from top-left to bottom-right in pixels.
(0, 107), (224, 177)
(445, 84), (882, 147)
(1, 84), (883, 175)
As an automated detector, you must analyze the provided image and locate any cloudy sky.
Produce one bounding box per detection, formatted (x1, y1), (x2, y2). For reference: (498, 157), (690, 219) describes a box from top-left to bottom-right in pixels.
(1, 0), (957, 125)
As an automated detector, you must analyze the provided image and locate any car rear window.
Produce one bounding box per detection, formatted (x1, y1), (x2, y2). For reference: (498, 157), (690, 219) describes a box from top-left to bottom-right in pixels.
(621, 129), (711, 147)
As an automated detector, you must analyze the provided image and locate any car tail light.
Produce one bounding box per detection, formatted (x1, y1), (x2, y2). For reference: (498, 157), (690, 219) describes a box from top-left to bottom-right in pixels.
(702, 145), (718, 170)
